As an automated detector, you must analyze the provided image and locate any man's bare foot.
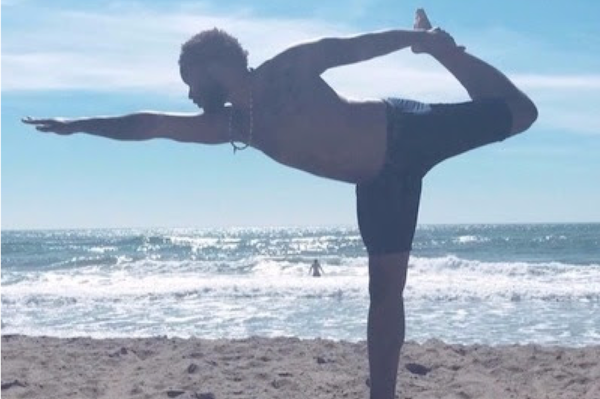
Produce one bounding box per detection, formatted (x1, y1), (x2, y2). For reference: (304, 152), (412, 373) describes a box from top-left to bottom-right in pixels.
(412, 8), (433, 54)
(411, 8), (466, 55)
(415, 8), (433, 30)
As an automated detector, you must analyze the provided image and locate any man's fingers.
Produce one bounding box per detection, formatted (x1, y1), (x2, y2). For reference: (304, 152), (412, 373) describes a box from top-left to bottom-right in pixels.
(22, 116), (68, 133)
(38, 126), (62, 133)
(22, 117), (43, 123)
(22, 117), (54, 124)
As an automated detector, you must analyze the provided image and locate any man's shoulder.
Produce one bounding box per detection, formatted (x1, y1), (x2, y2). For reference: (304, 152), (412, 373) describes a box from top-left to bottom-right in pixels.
(256, 56), (292, 78)
(257, 46), (317, 79)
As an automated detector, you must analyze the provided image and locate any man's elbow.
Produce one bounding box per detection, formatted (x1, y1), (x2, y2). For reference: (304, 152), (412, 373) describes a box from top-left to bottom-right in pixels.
(508, 96), (538, 135)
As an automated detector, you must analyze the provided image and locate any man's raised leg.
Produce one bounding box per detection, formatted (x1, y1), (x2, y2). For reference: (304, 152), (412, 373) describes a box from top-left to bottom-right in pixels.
(413, 9), (537, 135)
(367, 251), (410, 399)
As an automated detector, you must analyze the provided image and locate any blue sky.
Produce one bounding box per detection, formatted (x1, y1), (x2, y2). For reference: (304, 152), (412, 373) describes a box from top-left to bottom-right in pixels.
(2, 0), (600, 229)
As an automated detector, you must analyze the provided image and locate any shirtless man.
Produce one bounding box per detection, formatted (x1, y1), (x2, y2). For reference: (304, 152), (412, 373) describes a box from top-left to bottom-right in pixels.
(23, 9), (538, 399)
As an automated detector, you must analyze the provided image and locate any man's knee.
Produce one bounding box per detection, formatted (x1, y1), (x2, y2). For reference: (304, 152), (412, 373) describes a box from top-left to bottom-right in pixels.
(368, 252), (409, 304)
(505, 96), (538, 136)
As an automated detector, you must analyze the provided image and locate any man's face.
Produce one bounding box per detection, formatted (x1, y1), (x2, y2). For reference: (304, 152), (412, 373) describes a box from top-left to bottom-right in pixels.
(181, 64), (228, 114)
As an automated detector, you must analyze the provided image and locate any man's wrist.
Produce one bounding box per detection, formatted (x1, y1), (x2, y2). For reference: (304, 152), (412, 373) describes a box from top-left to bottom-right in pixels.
(409, 30), (429, 55)
(71, 118), (95, 134)
(412, 30), (429, 46)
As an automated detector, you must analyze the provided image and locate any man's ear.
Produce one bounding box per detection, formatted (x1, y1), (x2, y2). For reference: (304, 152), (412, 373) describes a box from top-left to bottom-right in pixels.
(205, 61), (231, 77)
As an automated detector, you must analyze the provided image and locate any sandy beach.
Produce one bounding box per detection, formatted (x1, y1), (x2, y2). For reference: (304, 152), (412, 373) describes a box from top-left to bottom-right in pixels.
(2, 335), (599, 399)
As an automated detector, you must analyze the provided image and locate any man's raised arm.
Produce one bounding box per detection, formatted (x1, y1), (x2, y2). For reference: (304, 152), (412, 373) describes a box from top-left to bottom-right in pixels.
(271, 29), (428, 75)
(22, 111), (227, 144)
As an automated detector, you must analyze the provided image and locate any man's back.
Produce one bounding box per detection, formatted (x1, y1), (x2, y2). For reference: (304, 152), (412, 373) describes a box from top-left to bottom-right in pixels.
(246, 58), (388, 183)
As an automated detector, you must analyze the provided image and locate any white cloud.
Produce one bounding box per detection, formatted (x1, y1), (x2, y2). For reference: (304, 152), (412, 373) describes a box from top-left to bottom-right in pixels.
(537, 107), (600, 136)
(1, 0), (28, 7)
(2, 2), (599, 135)
(2, 4), (347, 92)
(515, 74), (600, 91)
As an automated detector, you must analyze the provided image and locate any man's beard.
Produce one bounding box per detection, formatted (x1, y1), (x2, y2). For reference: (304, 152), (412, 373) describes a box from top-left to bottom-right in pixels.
(201, 83), (227, 114)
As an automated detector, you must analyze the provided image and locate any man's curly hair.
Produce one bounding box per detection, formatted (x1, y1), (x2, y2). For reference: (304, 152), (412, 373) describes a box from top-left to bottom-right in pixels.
(179, 28), (248, 70)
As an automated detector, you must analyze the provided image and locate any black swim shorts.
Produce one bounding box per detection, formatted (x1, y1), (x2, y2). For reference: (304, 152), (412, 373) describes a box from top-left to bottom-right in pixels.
(356, 98), (513, 255)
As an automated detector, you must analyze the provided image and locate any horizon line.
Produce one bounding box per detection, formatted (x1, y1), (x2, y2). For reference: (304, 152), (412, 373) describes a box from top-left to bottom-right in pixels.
(3, 221), (599, 232)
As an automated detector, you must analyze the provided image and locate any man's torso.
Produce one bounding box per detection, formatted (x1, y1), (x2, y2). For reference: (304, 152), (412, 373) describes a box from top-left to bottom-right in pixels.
(233, 60), (388, 183)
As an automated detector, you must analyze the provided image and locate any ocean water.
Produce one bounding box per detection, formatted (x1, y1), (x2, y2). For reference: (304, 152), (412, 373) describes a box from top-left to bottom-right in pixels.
(2, 224), (599, 346)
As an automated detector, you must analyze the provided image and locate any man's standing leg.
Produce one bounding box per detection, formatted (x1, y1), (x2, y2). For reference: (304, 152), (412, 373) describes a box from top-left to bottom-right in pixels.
(367, 252), (410, 399)
(357, 170), (422, 399)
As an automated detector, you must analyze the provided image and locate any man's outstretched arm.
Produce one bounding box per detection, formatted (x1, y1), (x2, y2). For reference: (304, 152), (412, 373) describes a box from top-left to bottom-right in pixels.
(22, 111), (227, 144)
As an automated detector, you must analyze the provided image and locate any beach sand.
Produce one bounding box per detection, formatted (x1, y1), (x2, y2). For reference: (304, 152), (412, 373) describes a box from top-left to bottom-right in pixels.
(2, 335), (599, 399)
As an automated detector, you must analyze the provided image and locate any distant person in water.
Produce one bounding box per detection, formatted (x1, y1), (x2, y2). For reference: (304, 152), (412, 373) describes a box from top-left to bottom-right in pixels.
(22, 9), (537, 399)
(309, 259), (324, 277)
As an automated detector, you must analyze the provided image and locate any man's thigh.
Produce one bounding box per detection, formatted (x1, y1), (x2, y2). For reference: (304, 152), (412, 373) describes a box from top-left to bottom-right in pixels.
(389, 98), (513, 175)
(356, 168), (422, 255)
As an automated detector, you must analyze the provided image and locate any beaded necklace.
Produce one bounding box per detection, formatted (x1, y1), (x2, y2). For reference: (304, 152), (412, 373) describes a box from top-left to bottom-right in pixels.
(229, 74), (253, 153)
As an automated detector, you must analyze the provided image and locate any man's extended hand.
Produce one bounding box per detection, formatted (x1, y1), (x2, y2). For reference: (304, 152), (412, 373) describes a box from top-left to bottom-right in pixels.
(22, 117), (79, 135)
(418, 28), (465, 57)
(411, 8), (465, 57)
